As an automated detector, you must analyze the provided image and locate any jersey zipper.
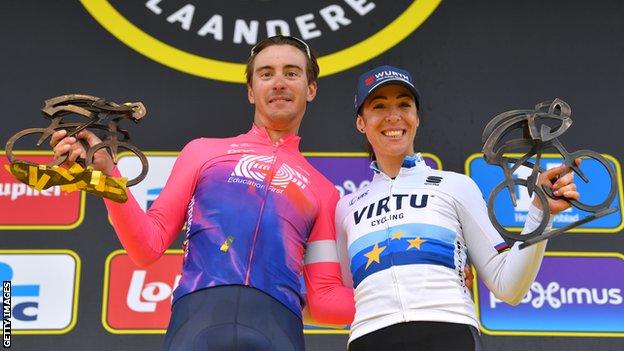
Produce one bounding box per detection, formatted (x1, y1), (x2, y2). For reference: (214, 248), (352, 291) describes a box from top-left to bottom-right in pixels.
(244, 142), (279, 284)
(385, 174), (407, 321)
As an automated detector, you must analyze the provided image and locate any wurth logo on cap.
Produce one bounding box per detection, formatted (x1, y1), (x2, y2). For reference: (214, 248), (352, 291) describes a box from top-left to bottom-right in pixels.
(374, 70), (410, 81)
(364, 75), (375, 86)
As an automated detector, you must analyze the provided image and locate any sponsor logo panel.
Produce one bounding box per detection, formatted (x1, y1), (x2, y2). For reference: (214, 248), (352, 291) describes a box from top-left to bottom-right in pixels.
(0, 250), (80, 334)
(474, 252), (624, 336)
(465, 153), (623, 233)
(117, 152), (178, 211)
(0, 152), (85, 229)
(102, 250), (182, 333)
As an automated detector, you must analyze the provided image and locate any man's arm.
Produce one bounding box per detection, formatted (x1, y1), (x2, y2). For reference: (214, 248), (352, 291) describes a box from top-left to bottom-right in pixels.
(104, 139), (205, 266)
(303, 187), (355, 325)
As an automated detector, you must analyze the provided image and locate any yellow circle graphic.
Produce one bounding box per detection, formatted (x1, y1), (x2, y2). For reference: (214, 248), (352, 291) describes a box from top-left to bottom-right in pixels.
(80, 0), (441, 83)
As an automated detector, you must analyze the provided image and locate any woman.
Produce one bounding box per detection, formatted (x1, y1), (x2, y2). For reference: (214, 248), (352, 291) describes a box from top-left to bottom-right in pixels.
(305, 65), (579, 350)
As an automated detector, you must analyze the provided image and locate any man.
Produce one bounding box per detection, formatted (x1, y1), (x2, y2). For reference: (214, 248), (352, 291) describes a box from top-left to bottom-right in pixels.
(52, 35), (353, 351)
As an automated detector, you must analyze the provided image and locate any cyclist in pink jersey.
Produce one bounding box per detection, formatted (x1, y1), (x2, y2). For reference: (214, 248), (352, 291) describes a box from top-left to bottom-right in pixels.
(51, 35), (354, 351)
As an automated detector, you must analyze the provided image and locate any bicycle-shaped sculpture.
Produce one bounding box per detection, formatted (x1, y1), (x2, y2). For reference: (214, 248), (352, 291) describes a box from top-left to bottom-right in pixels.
(482, 98), (618, 249)
(5, 94), (148, 203)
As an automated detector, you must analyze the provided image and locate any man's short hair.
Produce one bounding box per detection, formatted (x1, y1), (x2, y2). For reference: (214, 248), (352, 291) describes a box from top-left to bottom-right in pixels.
(246, 35), (320, 86)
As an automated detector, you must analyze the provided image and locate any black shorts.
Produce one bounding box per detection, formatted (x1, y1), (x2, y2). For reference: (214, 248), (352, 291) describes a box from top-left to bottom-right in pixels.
(163, 285), (304, 351)
(349, 321), (483, 351)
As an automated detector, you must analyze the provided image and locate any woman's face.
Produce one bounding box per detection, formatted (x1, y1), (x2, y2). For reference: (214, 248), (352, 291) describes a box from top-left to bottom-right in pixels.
(356, 84), (419, 160)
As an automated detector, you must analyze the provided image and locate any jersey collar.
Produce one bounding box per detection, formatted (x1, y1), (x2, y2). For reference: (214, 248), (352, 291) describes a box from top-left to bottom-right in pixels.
(370, 153), (429, 179)
(248, 123), (301, 149)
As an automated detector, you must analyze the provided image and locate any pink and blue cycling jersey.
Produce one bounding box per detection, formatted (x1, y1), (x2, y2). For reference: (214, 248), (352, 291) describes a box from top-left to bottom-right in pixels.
(104, 124), (353, 318)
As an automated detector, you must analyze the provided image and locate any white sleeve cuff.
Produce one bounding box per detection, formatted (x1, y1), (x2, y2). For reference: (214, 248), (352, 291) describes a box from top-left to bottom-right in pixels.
(521, 203), (554, 235)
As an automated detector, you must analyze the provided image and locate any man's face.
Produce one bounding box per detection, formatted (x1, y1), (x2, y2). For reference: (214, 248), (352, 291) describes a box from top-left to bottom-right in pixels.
(247, 44), (317, 134)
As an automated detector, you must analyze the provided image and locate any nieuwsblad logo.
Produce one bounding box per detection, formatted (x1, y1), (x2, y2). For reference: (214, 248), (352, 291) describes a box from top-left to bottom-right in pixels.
(0, 250), (80, 334)
(80, 0), (441, 82)
(475, 252), (624, 336)
(0, 152), (85, 230)
(117, 152), (178, 211)
(465, 153), (624, 233)
(102, 250), (182, 333)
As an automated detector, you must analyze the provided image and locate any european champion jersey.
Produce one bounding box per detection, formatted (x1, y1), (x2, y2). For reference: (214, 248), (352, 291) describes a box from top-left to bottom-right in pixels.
(105, 124), (339, 318)
(305, 154), (550, 342)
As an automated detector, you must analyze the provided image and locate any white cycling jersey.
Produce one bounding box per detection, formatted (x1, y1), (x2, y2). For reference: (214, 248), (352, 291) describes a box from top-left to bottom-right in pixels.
(335, 154), (550, 342)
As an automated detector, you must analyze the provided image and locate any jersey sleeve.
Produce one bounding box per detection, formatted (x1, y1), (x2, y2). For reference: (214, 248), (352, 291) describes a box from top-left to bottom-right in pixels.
(454, 174), (550, 305)
(303, 186), (355, 325)
(103, 138), (206, 267)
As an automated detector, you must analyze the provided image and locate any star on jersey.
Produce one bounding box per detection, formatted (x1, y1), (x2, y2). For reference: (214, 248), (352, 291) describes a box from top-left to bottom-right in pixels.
(406, 237), (426, 250)
(391, 231), (405, 240)
(364, 243), (386, 269)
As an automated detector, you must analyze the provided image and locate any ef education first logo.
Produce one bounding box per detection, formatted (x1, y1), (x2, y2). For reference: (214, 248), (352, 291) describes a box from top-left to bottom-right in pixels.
(80, 0), (441, 83)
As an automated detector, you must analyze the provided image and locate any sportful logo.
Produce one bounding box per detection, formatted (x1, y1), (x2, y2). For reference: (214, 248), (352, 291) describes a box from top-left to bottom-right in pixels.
(80, 1), (442, 83)
(425, 176), (442, 185)
(231, 154), (309, 190)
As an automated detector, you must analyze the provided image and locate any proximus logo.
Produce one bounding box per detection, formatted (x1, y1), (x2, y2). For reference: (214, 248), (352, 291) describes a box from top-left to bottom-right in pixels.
(489, 281), (623, 309)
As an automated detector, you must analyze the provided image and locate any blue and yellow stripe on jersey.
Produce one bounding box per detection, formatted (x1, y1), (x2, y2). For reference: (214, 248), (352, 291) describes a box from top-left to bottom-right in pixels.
(349, 223), (458, 288)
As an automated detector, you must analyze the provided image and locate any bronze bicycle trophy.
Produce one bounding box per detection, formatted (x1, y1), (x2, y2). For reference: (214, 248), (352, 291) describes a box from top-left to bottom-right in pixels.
(5, 94), (148, 203)
(481, 98), (618, 249)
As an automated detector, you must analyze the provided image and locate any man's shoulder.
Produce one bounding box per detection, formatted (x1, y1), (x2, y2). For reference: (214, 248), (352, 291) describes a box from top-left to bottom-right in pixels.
(182, 134), (247, 153)
(293, 156), (337, 193)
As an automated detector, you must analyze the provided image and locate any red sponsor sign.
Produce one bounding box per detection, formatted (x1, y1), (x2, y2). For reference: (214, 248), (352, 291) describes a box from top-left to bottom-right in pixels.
(0, 152), (84, 229)
(102, 250), (182, 333)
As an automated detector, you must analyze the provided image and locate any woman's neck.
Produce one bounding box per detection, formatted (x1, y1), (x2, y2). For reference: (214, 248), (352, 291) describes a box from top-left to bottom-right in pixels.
(375, 152), (412, 178)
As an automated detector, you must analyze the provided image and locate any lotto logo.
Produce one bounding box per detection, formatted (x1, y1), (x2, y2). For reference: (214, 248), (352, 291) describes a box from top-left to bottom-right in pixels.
(103, 250), (182, 333)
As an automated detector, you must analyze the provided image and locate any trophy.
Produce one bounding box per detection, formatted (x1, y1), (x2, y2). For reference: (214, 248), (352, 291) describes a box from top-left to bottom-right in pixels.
(5, 94), (149, 203)
(481, 98), (618, 248)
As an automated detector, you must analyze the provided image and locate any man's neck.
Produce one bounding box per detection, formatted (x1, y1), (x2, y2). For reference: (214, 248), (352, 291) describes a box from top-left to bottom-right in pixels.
(265, 127), (297, 144)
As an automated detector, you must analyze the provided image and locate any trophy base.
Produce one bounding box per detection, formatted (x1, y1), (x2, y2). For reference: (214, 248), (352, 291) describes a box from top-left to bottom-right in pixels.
(5, 160), (128, 203)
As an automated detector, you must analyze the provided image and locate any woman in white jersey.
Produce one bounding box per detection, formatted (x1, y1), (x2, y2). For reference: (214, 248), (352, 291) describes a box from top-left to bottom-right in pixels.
(305, 65), (580, 351)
